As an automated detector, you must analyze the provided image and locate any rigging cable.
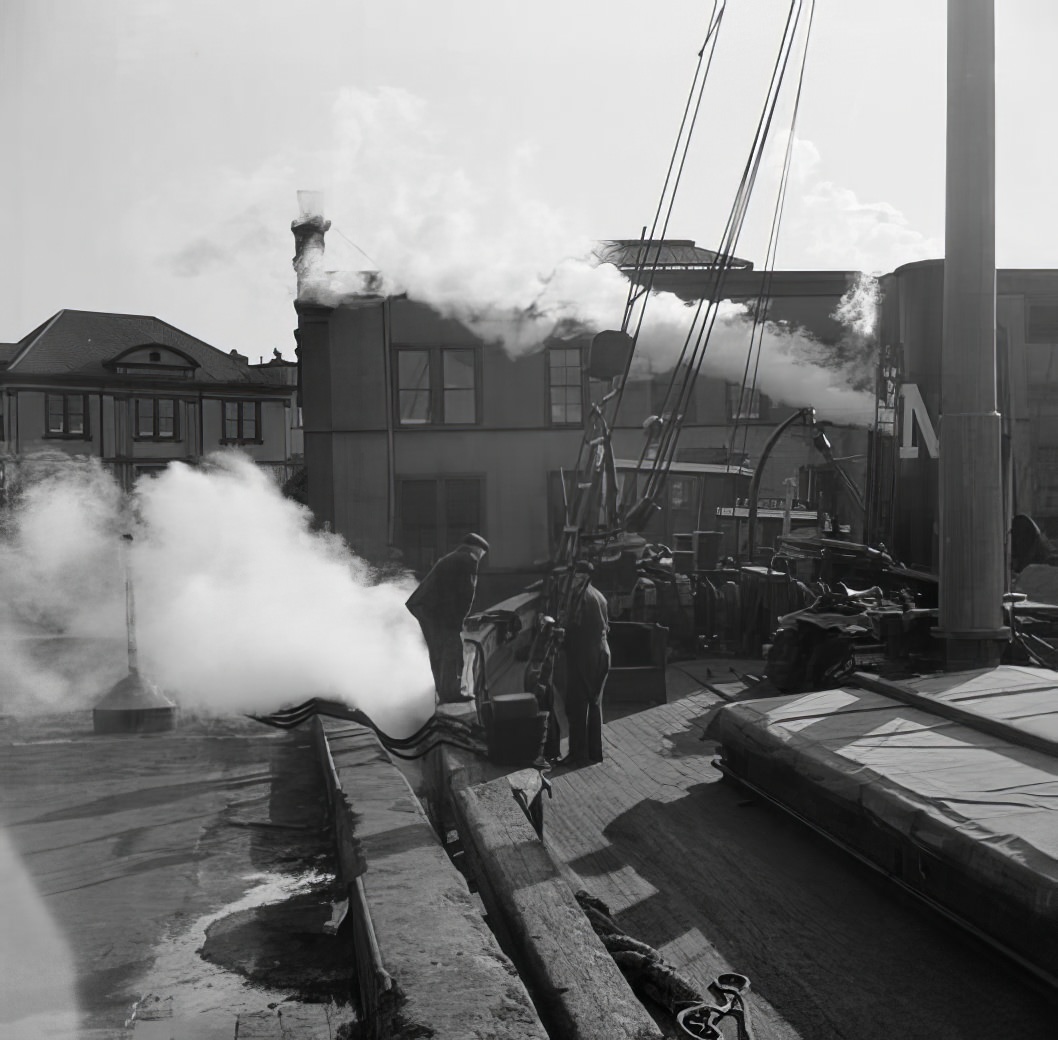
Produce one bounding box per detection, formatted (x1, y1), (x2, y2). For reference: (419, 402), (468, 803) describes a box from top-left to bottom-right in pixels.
(616, 1), (728, 356)
(561, 1), (729, 554)
(641, 0), (812, 509)
(732, 0), (817, 472)
(644, 0), (807, 490)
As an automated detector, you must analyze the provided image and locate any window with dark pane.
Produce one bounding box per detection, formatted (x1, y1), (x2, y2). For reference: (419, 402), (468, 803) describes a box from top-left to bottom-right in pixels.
(442, 349), (476, 424)
(727, 382), (762, 420)
(221, 400), (260, 442)
(398, 350), (431, 424)
(669, 478), (690, 509)
(548, 346), (583, 424)
(399, 477), (484, 572)
(157, 398), (175, 438)
(137, 399), (155, 437)
(47, 395), (66, 434)
(67, 395), (85, 434)
(224, 401), (240, 440)
(400, 479), (440, 571)
(45, 393), (88, 437)
(444, 478), (482, 551)
(651, 366), (697, 423)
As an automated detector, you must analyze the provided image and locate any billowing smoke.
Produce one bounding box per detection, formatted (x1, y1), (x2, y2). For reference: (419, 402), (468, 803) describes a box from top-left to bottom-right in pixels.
(293, 87), (877, 425)
(0, 454), (434, 734)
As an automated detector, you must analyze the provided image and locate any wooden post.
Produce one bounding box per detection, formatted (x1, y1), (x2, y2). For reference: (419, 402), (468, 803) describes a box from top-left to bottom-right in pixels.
(939, 0), (1008, 667)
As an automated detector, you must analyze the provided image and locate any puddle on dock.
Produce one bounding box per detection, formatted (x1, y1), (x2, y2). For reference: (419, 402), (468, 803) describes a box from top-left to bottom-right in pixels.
(0, 714), (356, 1039)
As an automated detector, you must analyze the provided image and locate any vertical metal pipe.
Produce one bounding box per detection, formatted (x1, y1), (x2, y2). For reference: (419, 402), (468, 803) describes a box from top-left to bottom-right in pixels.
(939, 0), (1008, 667)
(745, 407), (812, 560)
(122, 533), (139, 675)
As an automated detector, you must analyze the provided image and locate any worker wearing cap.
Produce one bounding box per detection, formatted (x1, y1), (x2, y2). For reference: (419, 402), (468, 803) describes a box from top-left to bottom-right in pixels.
(406, 533), (489, 703)
(562, 561), (611, 765)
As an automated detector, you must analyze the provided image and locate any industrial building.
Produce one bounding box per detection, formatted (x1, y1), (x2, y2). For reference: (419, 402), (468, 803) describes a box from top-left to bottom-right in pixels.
(295, 229), (870, 599)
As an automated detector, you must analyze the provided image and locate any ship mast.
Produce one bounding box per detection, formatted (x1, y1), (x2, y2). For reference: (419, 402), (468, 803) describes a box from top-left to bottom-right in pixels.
(939, 0), (1008, 667)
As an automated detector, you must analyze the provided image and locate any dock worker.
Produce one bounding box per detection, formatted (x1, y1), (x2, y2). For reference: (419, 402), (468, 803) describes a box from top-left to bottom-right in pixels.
(405, 533), (489, 704)
(561, 561), (611, 766)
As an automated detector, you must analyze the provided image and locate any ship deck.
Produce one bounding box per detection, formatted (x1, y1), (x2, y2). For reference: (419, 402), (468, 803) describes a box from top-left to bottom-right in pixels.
(543, 689), (1057, 1040)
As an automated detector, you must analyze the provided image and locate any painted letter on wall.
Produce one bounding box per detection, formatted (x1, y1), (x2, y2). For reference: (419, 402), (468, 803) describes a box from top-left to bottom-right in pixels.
(899, 383), (939, 460)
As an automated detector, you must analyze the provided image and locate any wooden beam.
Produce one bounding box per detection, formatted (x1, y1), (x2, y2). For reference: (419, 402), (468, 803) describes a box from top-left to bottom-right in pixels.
(452, 776), (665, 1040)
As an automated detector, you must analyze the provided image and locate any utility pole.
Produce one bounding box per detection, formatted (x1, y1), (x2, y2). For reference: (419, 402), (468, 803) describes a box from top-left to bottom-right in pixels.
(939, 0), (1008, 667)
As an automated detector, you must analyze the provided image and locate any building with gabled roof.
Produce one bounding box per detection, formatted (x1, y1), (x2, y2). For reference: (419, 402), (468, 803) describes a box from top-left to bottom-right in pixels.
(292, 221), (869, 603)
(0, 309), (301, 497)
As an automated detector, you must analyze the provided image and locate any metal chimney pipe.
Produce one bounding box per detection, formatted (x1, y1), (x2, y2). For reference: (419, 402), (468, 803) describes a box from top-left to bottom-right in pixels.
(938, 0), (1008, 667)
(291, 190), (331, 300)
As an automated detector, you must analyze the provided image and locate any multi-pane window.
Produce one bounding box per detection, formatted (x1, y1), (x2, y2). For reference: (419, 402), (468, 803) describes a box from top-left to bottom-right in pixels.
(221, 400), (260, 443)
(443, 350), (476, 424)
(669, 477), (694, 509)
(46, 393), (88, 437)
(398, 350), (431, 424)
(400, 477), (484, 572)
(651, 367), (698, 423)
(396, 347), (479, 426)
(135, 398), (177, 439)
(548, 347), (583, 425)
(727, 383), (765, 420)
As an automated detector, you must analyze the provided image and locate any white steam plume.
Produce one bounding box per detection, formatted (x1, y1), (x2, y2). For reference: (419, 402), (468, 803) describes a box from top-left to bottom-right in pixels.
(773, 134), (941, 274)
(294, 88), (875, 425)
(0, 454), (434, 734)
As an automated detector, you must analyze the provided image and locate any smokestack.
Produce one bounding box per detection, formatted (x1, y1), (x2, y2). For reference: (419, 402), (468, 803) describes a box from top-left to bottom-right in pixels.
(93, 534), (176, 735)
(291, 189), (331, 300)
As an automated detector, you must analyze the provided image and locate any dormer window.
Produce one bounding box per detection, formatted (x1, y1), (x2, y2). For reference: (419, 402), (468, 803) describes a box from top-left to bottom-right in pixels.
(106, 344), (198, 380)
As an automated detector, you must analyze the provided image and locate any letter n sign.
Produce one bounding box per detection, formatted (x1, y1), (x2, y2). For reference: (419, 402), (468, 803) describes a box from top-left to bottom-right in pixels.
(899, 383), (939, 459)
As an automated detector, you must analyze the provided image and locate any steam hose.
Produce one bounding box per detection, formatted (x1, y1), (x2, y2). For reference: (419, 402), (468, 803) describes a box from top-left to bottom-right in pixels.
(250, 698), (489, 761)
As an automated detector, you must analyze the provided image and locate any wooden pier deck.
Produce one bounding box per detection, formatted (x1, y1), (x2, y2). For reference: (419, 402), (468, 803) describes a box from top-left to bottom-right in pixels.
(543, 691), (1056, 1040)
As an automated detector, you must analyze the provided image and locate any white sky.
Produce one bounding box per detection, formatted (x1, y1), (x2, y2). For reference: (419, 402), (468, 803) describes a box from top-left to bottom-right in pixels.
(1, 0), (1056, 359)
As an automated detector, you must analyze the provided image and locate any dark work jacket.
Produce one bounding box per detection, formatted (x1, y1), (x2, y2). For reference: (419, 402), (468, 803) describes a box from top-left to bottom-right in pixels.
(405, 546), (480, 629)
(564, 583), (611, 673)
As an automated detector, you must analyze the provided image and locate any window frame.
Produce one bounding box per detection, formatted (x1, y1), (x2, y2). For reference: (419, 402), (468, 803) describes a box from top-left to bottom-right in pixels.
(546, 345), (586, 427)
(133, 396), (181, 442)
(397, 474), (486, 572)
(219, 399), (263, 444)
(394, 345), (482, 428)
(651, 366), (698, 425)
(726, 382), (769, 421)
(44, 392), (90, 440)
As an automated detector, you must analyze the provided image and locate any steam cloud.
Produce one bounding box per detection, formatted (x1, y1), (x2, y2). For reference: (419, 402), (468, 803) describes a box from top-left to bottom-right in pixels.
(0, 454), (434, 734)
(295, 88), (877, 425)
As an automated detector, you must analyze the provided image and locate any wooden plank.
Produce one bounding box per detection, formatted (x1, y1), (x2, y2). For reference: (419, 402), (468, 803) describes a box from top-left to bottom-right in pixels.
(852, 670), (1058, 758)
(453, 775), (664, 1040)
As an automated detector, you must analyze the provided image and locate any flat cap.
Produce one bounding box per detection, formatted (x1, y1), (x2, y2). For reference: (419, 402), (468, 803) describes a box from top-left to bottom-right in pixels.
(574, 560), (594, 574)
(462, 532), (490, 552)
